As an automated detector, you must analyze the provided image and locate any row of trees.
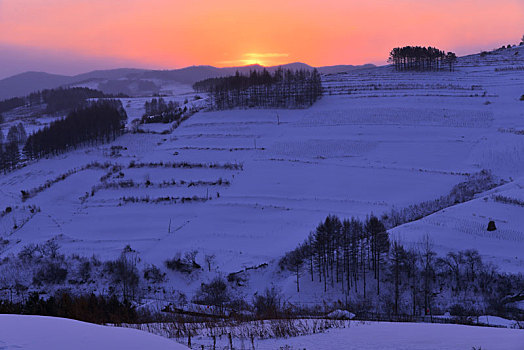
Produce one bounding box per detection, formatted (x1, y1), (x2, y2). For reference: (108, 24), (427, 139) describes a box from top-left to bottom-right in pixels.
(193, 68), (323, 109)
(280, 214), (523, 317)
(388, 46), (457, 72)
(280, 215), (389, 297)
(23, 100), (127, 159)
(144, 98), (179, 116)
(142, 98), (183, 124)
(0, 292), (137, 325)
(27, 87), (122, 114)
(0, 87), (125, 116)
(0, 97), (25, 114)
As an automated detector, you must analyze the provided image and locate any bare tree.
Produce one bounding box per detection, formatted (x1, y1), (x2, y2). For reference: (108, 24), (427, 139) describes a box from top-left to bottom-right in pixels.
(106, 247), (140, 301)
(404, 247), (419, 316)
(389, 240), (406, 315)
(420, 234), (436, 317)
(280, 247), (304, 292)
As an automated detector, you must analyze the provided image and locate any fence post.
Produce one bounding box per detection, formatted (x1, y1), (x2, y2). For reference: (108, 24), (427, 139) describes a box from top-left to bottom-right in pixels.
(229, 333), (233, 349)
(188, 333), (191, 348)
(213, 335), (216, 350)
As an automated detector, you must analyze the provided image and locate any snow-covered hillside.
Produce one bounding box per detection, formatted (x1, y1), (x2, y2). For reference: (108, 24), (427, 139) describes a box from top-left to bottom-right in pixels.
(1, 46), (523, 301)
(0, 314), (188, 350)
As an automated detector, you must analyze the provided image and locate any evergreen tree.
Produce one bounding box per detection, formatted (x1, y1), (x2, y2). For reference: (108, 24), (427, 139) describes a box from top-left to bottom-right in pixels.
(0, 143), (5, 174)
(4, 141), (19, 170)
(24, 100), (126, 160)
(7, 125), (19, 144)
(388, 46), (456, 72)
(0, 126), (5, 173)
(16, 123), (27, 144)
(5, 123), (28, 144)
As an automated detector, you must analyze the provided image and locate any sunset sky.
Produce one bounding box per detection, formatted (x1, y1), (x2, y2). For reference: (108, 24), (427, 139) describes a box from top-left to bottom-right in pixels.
(0, 0), (523, 78)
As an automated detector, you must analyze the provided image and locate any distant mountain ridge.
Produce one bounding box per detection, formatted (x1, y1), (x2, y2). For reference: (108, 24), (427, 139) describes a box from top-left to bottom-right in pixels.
(0, 72), (75, 100)
(0, 63), (375, 99)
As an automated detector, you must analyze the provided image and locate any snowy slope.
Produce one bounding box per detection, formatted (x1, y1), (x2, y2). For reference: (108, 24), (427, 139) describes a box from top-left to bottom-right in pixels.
(0, 315), (188, 350)
(0, 47), (523, 299)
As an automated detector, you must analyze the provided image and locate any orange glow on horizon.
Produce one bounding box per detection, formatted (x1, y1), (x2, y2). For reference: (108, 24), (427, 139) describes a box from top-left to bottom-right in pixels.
(0, 0), (523, 70)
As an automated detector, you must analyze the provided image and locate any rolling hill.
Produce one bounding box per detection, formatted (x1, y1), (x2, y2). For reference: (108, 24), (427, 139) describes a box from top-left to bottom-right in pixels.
(0, 63), (375, 99)
(0, 46), (523, 309)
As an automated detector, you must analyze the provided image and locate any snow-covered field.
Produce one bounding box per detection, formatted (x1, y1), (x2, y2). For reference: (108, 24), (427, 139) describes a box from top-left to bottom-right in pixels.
(257, 321), (524, 350)
(1, 315), (521, 350)
(0, 315), (188, 350)
(1, 46), (524, 301)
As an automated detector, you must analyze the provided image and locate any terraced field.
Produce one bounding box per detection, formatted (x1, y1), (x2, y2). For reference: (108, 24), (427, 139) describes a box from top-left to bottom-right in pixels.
(1, 47), (524, 301)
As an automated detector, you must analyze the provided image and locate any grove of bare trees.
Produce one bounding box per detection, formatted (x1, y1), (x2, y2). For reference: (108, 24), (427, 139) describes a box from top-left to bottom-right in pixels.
(194, 68), (322, 109)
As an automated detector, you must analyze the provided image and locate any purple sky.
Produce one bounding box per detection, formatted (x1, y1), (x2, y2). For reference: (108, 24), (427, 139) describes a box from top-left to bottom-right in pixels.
(0, 44), (149, 79)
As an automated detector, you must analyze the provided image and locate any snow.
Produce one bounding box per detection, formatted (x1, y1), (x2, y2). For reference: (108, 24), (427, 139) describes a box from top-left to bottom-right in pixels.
(0, 314), (188, 350)
(1, 46), (524, 299)
(390, 177), (524, 273)
(257, 321), (524, 350)
(327, 309), (356, 319)
(126, 319), (524, 350)
(476, 315), (522, 328)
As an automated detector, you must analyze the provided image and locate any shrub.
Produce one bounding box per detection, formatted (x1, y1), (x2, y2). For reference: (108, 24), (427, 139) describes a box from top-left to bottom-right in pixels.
(143, 264), (166, 283)
(520, 95), (524, 101)
(18, 244), (40, 262)
(449, 303), (479, 319)
(77, 261), (92, 283)
(193, 277), (230, 308)
(253, 287), (282, 319)
(104, 253), (140, 300)
(164, 257), (200, 274)
(40, 239), (61, 259)
(33, 262), (68, 285)
(164, 251), (201, 274)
